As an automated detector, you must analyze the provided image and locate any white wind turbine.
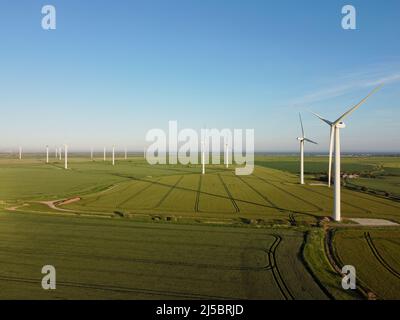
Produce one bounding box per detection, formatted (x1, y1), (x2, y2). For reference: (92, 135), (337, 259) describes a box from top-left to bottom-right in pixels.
(225, 143), (229, 169)
(103, 147), (106, 161)
(64, 144), (68, 169)
(201, 140), (205, 175)
(112, 145), (115, 166)
(312, 85), (382, 222)
(46, 145), (49, 164)
(297, 113), (317, 185)
(19, 146), (22, 160)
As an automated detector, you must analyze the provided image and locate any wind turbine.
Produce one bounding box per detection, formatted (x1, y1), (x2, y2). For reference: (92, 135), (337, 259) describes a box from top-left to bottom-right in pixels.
(201, 140), (205, 175)
(297, 113), (317, 185)
(59, 147), (62, 160)
(46, 145), (49, 164)
(19, 146), (22, 160)
(64, 144), (68, 169)
(225, 143), (229, 169)
(112, 145), (115, 166)
(103, 147), (106, 161)
(55, 147), (58, 159)
(312, 85), (382, 221)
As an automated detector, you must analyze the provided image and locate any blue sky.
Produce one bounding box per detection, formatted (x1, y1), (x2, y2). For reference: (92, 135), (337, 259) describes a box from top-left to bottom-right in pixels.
(1, 0), (399, 152)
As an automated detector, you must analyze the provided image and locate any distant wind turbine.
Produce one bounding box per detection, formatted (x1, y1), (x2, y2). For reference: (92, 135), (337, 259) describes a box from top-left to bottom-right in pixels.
(297, 113), (317, 185)
(225, 143), (229, 169)
(311, 85), (382, 221)
(103, 147), (106, 161)
(201, 140), (205, 175)
(64, 144), (68, 169)
(19, 146), (22, 160)
(112, 145), (115, 166)
(46, 145), (49, 164)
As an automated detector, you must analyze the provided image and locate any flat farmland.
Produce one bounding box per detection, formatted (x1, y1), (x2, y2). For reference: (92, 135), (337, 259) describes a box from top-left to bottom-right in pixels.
(333, 228), (400, 299)
(2, 156), (400, 224)
(0, 212), (327, 300)
(1, 155), (400, 300)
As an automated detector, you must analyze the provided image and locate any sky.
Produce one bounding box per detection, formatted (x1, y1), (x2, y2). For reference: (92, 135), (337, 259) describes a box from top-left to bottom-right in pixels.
(0, 0), (399, 152)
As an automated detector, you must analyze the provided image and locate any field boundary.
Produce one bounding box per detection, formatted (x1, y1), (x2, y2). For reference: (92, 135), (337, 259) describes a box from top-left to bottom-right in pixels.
(364, 232), (400, 280)
(218, 174), (240, 213)
(267, 235), (294, 300)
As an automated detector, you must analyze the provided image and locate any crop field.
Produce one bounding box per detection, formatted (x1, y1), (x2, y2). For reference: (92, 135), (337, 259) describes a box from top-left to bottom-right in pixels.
(0, 211), (328, 300)
(1, 155), (400, 299)
(256, 155), (400, 200)
(333, 229), (400, 299)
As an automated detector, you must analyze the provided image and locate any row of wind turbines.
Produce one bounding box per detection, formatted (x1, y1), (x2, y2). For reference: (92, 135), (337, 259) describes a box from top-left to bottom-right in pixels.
(297, 85), (382, 222)
(17, 145), (129, 170)
(13, 85), (381, 223)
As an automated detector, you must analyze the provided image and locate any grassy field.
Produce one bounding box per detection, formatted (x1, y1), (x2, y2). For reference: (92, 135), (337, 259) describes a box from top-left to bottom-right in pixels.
(0, 211), (327, 300)
(1, 154), (400, 299)
(333, 228), (400, 299)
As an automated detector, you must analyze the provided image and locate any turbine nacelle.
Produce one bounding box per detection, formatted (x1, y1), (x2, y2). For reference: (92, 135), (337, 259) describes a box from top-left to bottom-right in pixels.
(335, 122), (346, 129)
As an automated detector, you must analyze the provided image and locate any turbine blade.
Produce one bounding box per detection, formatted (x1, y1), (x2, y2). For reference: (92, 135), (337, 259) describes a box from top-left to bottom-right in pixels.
(310, 110), (333, 126)
(333, 84), (383, 125)
(304, 138), (318, 145)
(328, 126), (334, 187)
(299, 113), (305, 137)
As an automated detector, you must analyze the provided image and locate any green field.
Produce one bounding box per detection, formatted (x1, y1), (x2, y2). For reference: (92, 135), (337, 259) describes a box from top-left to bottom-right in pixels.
(333, 228), (400, 299)
(1, 154), (400, 299)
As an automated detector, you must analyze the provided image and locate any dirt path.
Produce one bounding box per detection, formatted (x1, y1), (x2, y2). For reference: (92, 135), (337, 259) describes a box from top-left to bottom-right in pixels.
(39, 198), (81, 213)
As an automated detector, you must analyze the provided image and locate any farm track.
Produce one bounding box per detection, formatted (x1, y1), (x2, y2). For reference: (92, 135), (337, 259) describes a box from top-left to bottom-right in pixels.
(82, 184), (132, 207)
(303, 187), (373, 214)
(194, 175), (202, 212)
(218, 174), (240, 213)
(121, 176), (275, 211)
(267, 235), (294, 300)
(364, 232), (400, 280)
(153, 176), (184, 208)
(237, 176), (280, 210)
(0, 275), (239, 300)
(117, 180), (159, 207)
(256, 176), (323, 212)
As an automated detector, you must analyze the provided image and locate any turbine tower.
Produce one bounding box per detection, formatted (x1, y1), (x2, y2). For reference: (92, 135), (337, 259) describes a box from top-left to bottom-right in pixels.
(59, 147), (62, 160)
(112, 145), (115, 166)
(55, 147), (58, 159)
(201, 141), (205, 175)
(103, 147), (106, 161)
(46, 145), (49, 164)
(19, 146), (22, 160)
(297, 113), (317, 185)
(64, 144), (68, 170)
(312, 85), (382, 221)
(225, 143), (229, 169)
